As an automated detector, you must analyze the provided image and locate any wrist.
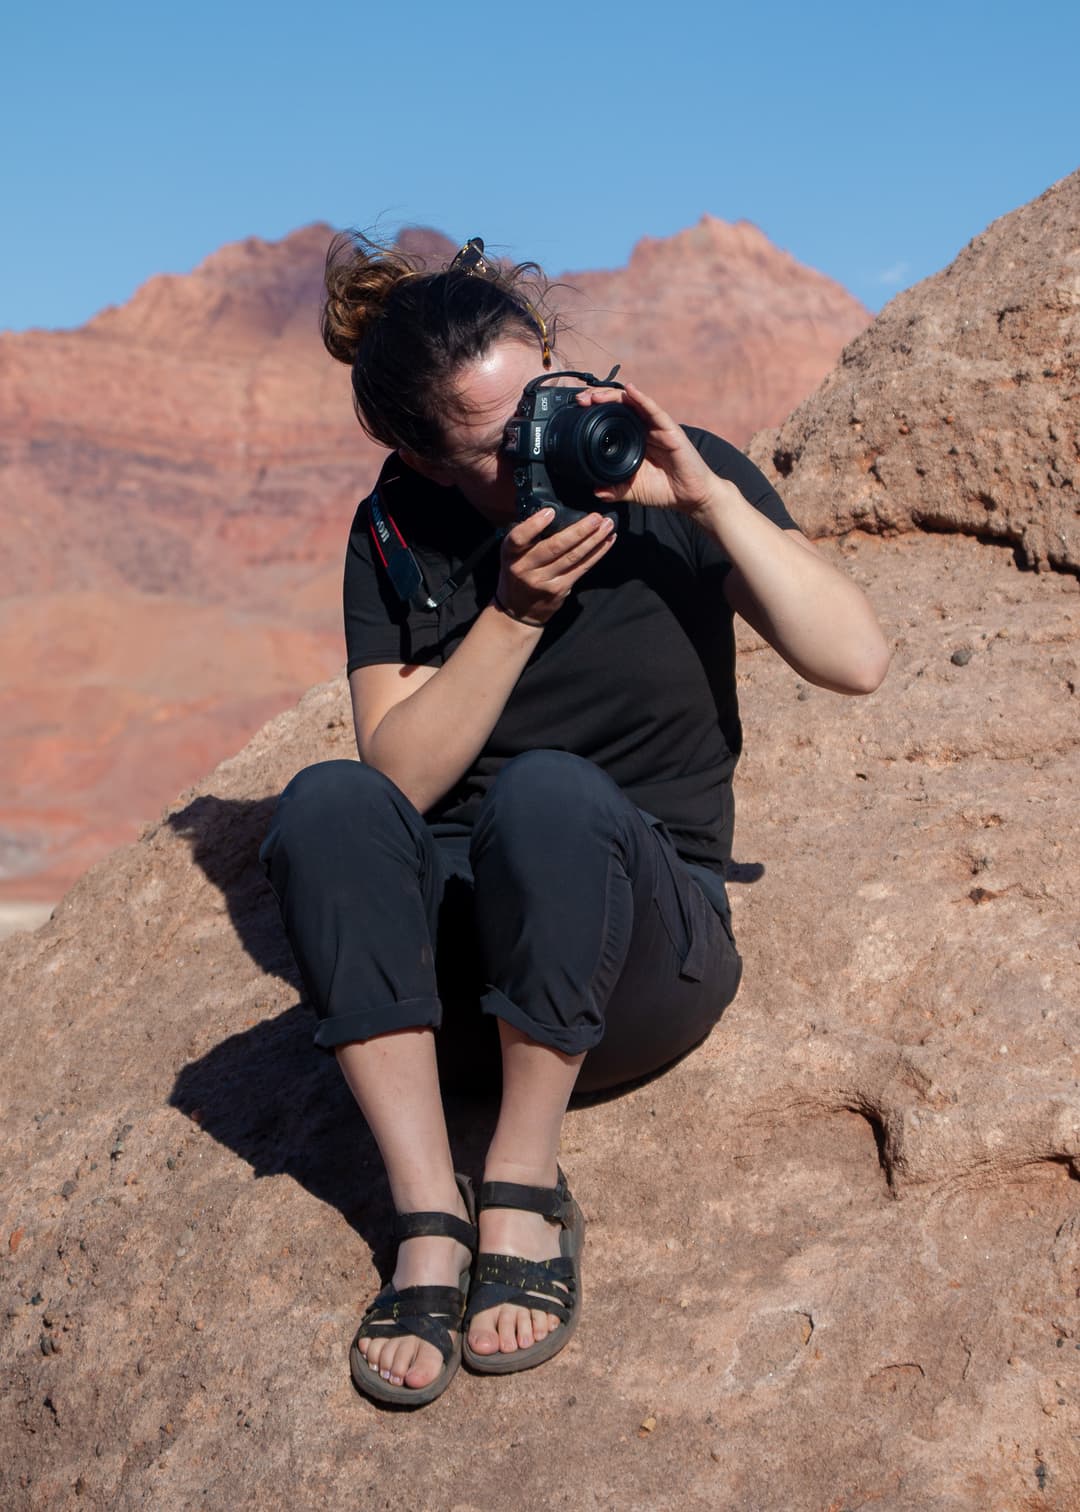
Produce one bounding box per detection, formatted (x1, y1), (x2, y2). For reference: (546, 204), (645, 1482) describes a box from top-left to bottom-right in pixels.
(490, 593), (547, 632)
(685, 476), (738, 532)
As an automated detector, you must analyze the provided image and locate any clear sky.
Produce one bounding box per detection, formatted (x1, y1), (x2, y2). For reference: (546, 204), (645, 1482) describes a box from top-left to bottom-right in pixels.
(1, 0), (1076, 332)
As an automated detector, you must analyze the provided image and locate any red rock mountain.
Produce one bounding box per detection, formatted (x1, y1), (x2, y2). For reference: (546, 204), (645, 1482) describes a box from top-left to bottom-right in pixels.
(556, 216), (872, 439)
(0, 220), (869, 903)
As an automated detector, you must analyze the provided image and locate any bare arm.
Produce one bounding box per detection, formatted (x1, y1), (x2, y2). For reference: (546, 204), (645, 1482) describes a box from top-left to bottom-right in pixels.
(581, 381), (890, 695)
(706, 505), (889, 695)
(350, 607), (538, 813)
(350, 506), (616, 812)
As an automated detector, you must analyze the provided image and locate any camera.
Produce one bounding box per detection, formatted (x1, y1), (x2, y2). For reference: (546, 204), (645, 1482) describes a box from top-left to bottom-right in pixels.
(502, 367), (646, 535)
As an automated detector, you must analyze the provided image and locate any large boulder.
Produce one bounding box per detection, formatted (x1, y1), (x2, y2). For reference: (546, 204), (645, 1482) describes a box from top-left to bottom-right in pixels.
(3, 523), (1079, 1509)
(749, 170), (1080, 573)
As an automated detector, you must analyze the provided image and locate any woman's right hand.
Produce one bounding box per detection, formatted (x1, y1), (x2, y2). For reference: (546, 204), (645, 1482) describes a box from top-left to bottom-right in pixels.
(495, 507), (616, 626)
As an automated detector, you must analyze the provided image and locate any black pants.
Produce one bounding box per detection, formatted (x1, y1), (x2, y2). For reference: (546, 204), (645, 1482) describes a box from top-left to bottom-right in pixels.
(259, 751), (742, 1094)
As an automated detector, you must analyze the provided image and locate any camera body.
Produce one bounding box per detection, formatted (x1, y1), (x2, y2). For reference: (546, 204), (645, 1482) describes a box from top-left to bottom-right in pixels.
(502, 368), (646, 534)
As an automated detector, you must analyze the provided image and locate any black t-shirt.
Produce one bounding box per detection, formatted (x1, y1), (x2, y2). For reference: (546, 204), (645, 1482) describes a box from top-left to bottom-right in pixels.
(343, 429), (798, 876)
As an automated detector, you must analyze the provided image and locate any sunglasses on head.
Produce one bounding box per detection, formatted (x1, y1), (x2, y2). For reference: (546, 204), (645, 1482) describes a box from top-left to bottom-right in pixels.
(449, 235), (552, 369)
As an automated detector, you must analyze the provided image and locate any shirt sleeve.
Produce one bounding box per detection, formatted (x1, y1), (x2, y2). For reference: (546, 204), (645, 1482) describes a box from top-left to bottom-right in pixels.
(674, 427), (801, 573)
(685, 427), (799, 530)
(342, 499), (441, 673)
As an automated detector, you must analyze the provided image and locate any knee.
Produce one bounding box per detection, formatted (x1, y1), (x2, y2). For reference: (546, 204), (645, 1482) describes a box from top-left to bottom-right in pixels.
(261, 761), (402, 864)
(474, 751), (621, 853)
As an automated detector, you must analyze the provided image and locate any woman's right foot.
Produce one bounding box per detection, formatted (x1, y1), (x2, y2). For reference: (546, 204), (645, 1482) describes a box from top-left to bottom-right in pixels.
(355, 1194), (473, 1390)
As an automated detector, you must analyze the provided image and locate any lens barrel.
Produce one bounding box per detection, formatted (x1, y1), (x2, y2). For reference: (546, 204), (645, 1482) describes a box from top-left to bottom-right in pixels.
(546, 402), (646, 501)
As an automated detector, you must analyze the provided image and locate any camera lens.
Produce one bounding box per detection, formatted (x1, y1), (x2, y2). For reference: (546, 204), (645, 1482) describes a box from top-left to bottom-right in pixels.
(545, 400), (646, 503)
(584, 411), (644, 481)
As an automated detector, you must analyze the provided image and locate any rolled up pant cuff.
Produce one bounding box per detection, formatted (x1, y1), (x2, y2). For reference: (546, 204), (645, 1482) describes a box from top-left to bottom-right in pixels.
(479, 985), (602, 1057)
(312, 995), (442, 1051)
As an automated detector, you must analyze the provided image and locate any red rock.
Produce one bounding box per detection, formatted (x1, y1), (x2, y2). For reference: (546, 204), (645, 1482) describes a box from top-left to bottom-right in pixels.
(556, 215), (870, 445)
(748, 169), (1080, 574)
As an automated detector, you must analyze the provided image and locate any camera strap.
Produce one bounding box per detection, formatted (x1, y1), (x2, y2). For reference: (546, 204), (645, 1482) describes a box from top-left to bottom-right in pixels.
(367, 488), (500, 612)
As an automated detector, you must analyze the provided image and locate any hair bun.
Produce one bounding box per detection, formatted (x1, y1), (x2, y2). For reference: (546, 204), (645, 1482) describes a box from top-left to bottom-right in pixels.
(321, 230), (419, 366)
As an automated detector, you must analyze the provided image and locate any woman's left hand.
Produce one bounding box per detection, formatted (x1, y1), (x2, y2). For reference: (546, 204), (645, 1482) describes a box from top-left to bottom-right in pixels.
(575, 381), (726, 516)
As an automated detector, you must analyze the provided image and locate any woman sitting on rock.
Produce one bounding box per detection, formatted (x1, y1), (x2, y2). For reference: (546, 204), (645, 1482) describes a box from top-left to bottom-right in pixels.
(260, 233), (890, 1406)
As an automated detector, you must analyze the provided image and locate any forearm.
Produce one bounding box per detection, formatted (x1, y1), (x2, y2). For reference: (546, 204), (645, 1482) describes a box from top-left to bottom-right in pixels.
(365, 604), (542, 811)
(691, 480), (890, 694)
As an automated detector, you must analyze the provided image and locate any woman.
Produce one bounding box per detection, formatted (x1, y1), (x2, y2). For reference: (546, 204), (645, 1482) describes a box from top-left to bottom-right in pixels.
(260, 233), (889, 1407)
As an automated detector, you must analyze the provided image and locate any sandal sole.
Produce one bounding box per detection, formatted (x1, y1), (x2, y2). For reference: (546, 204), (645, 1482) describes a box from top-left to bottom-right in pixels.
(350, 1338), (462, 1407)
(350, 1257), (471, 1407)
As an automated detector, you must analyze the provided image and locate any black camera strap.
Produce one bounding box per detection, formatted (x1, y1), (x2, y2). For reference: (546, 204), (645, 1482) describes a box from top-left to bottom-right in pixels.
(367, 488), (500, 612)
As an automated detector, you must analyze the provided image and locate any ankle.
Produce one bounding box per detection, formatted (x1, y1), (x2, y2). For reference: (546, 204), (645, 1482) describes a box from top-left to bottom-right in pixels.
(482, 1154), (560, 1188)
(388, 1173), (466, 1218)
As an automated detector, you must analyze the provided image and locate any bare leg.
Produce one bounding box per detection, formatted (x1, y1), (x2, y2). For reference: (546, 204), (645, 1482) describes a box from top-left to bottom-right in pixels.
(337, 1028), (471, 1391)
(466, 1023), (585, 1358)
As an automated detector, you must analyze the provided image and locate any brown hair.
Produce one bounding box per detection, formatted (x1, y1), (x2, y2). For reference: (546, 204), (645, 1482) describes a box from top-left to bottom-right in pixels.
(321, 231), (555, 460)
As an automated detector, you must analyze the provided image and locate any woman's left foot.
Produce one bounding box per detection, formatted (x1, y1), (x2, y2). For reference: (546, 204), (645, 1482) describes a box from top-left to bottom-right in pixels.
(463, 1167), (583, 1372)
(466, 1203), (565, 1356)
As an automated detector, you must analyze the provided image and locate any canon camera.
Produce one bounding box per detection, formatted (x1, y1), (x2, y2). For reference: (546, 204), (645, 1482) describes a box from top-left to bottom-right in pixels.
(502, 367), (646, 535)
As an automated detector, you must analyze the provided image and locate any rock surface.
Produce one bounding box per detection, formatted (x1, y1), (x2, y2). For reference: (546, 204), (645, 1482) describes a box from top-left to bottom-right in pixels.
(2, 528), (1078, 1511)
(748, 171), (1080, 574)
(0, 218), (867, 903)
(4, 178), (1079, 1508)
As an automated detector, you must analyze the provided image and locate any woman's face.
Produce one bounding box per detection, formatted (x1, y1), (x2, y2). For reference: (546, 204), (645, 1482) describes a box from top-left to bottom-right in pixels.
(422, 337), (550, 522)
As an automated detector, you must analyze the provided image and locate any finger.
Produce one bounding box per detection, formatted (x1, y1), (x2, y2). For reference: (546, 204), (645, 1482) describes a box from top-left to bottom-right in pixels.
(542, 514), (615, 570)
(512, 510), (611, 567)
(504, 507), (557, 553)
(550, 529), (617, 588)
(621, 381), (679, 432)
(574, 386), (629, 407)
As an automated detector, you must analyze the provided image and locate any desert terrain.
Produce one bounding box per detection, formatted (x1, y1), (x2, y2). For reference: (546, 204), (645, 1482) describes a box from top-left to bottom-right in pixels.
(2, 172), (1078, 1508)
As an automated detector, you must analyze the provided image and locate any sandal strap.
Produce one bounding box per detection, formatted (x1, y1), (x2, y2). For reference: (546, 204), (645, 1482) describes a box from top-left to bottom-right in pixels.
(393, 1210), (477, 1248)
(477, 1166), (574, 1226)
(359, 1283), (467, 1364)
(464, 1253), (576, 1327)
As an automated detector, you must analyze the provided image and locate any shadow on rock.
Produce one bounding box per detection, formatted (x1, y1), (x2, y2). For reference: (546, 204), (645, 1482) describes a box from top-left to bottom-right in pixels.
(165, 791), (754, 1249)
(169, 1003), (498, 1272)
(167, 793), (498, 1264)
(167, 793), (298, 988)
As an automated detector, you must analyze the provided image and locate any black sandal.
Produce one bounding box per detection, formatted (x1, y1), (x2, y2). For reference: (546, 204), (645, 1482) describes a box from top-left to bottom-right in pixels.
(462, 1167), (584, 1375)
(350, 1173), (477, 1407)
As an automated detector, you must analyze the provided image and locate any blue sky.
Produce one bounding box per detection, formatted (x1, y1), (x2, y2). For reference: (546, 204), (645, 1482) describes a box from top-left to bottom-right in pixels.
(1, 0), (1076, 332)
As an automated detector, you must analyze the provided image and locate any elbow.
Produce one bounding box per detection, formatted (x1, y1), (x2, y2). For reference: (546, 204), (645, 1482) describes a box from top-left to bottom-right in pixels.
(843, 637), (892, 696)
(807, 634), (891, 696)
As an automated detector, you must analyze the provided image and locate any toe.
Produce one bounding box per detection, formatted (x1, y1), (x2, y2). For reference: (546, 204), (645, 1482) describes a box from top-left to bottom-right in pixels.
(497, 1306), (520, 1354)
(383, 1337), (417, 1387)
(404, 1340), (444, 1390)
(531, 1307), (554, 1342)
(467, 1308), (501, 1356)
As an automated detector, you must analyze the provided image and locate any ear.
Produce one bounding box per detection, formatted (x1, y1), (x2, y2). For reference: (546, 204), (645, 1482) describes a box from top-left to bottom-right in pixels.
(400, 447), (455, 488)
